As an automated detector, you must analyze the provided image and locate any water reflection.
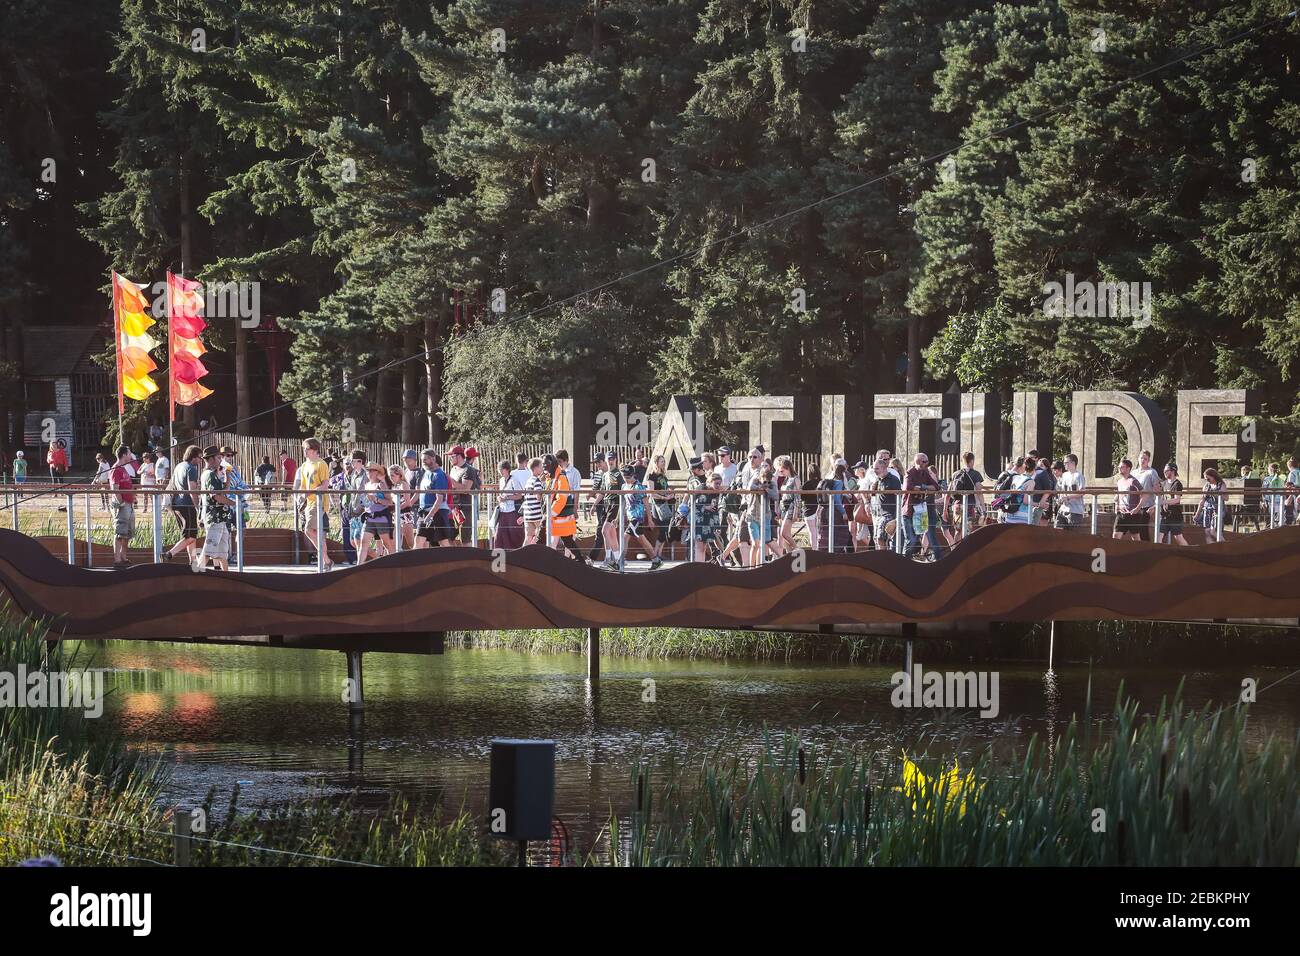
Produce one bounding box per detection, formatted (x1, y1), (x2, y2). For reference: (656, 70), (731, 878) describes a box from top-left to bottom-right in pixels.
(71, 639), (1300, 847)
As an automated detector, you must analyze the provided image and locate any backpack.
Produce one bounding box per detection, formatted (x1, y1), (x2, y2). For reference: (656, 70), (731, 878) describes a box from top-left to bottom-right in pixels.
(990, 474), (1023, 514)
(724, 473), (746, 515)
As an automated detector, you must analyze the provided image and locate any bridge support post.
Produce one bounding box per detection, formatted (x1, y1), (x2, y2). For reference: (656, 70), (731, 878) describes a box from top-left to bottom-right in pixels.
(902, 622), (916, 676)
(346, 649), (364, 713)
(1048, 620), (1056, 672)
(586, 627), (600, 685)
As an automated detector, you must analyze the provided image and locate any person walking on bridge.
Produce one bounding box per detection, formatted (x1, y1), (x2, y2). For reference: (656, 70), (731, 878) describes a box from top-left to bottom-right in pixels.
(196, 446), (236, 572)
(295, 438), (333, 570)
(544, 454), (585, 561)
(108, 446), (136, 570)
(165, 445), (202, 566)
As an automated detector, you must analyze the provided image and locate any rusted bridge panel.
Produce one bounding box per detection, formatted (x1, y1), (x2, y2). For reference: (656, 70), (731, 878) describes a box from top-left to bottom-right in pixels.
(0, 526), (1297, 640)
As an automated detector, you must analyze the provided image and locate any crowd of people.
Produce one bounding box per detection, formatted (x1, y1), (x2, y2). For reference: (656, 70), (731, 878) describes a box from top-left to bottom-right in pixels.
(22, 433), (1300, 572)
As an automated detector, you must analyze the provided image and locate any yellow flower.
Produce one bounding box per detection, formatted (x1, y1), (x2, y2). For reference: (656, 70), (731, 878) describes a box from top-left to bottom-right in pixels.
(900, 755), (979, 817)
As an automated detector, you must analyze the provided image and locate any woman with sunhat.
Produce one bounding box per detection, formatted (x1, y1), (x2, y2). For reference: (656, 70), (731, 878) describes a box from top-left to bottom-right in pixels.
(388, 463), (417, 550)
(356, 462), (396, 564)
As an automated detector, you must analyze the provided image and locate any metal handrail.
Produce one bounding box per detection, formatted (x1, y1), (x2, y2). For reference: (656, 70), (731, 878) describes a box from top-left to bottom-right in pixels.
(3, 481), (1293, 572)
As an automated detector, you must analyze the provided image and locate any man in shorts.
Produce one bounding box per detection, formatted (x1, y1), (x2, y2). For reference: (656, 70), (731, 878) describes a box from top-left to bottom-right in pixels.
(295, 437), (333, 569)
(196, 445), (236, 572)
(108, 445), (136, 570)
(165, 445), (202, 565)
(1113, 458), (1145, 540)
(417, 450), (455, 547)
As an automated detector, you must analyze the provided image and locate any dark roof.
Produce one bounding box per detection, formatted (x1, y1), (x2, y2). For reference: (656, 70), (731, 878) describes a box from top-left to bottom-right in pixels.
(22, 326), (108, 377)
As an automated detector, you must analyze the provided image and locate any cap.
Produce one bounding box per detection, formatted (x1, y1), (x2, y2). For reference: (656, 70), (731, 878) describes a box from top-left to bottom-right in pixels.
(748, 448), (763, 458)
(852, 460), (869, 471)
(718, 445), (732, 455)
(201, 445), (220, 459)
(604, 451), (617, 460)
(621, 464), (636, 475)
(449, 444), (465, 457)
(464, 446), (479, 460)
(219, 446), (235, 456)
(688, 457), (704, 469)
(403, 448), (418, 460)
(366, 462), (385, 474)
(350, 450), (367, 462)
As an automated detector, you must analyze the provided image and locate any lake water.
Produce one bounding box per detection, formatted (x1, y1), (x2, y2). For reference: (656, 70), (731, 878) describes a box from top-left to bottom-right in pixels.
(73, 639), (1300, 848)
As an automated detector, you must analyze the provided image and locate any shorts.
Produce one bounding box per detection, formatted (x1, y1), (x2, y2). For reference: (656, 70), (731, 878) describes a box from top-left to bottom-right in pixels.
(112, 503), (136, 539)
(173, 504), (198, 540)
(420, 508), (456, 543)
(364, 514), (394, 536)
(746, 517), (773, 543)
(1113, 511), (1147, 535)
(303, 505), (330, 534)
(202, 522), (230, 560)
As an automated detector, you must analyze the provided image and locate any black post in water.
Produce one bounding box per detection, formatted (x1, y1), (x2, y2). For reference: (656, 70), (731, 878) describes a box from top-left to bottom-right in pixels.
(587, 627), (600, 685)
(489, 739), (556, 868)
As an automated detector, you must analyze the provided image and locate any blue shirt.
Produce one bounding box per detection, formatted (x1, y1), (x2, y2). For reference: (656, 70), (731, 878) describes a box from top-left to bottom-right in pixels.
(625, 481), (646, 522)
(420, 468), (450, 511)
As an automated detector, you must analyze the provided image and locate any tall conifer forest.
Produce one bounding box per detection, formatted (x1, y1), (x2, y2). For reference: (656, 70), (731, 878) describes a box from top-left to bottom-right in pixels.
(2, 0), (1298, 453)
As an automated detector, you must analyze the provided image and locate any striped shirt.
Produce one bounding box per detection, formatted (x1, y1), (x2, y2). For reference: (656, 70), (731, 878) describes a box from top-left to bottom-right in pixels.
(522, 475), (545, 521)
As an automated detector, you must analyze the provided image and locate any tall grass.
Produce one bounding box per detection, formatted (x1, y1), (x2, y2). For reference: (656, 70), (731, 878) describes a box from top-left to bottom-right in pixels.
(451, 627), (894, 662)
(0, 612), (503, 866)
(604, 695), (1300, 866)
(455, 622), (1298, 667)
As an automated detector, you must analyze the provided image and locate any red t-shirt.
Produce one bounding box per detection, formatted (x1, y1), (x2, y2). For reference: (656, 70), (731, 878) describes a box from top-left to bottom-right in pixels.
(281, 457), (297, 484)
(109, 464), (135, 504)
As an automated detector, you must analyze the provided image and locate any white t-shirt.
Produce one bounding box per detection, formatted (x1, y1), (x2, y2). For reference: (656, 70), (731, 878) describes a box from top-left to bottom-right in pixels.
(565, 464), (582, 492)
(498, 472), (520, 512)
(154, 455), (171, 484)
(714, 462), (738, 487)
(1057, 469), (1085, 515)
(1132, 466), (1160, 510)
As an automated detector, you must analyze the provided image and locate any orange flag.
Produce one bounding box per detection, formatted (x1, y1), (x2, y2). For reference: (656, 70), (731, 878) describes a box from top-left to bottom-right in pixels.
(113, 271), (160, 412)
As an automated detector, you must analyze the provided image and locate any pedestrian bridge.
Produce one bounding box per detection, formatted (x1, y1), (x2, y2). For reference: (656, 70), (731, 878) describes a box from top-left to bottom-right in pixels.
(1, 524), (1297, 643)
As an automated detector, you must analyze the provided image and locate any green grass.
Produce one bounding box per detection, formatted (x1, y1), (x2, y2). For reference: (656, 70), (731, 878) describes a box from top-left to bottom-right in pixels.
(449, 627), (896, 662)
(0, 611), (505, 867)
(601, 693), (1300, 866)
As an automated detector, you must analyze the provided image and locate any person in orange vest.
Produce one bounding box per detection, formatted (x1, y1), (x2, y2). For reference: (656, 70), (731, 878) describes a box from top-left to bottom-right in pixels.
(544, 454), (585, 561)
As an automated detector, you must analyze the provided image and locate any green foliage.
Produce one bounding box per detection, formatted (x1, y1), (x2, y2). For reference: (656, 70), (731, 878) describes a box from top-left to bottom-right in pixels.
(0, 612), (502, 866)
(12, 0), (1296, 460)
(609, 697), (1300, 866)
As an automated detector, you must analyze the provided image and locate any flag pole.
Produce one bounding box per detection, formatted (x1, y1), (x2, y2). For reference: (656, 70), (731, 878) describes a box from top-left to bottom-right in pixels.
(167, 271), (175, 461)
(111, 272), (125, 447)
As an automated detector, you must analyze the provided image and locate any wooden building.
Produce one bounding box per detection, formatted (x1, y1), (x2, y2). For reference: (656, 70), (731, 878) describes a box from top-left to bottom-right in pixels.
(17, 325), (113, 460)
